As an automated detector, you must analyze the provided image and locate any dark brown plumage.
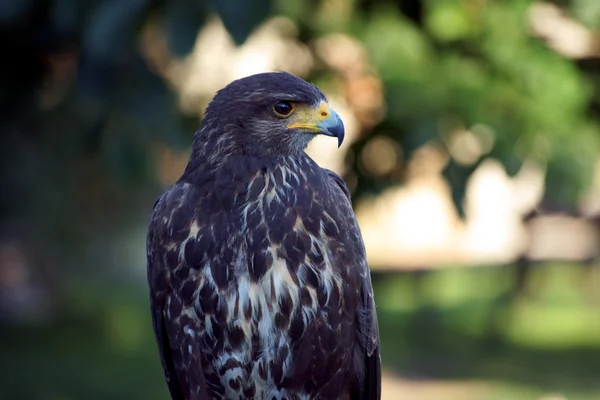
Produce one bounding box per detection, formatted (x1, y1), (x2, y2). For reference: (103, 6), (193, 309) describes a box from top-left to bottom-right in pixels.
(146, 71), (380, 400)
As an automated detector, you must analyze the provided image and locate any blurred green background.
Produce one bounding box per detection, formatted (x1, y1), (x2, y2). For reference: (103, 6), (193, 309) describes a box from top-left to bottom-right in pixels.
(1, 0), (599, 399)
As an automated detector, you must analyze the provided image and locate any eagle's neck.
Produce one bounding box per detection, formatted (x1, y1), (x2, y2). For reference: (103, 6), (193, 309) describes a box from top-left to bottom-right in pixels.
(181, 137), (309, 191)
(183, 118), (315, 180)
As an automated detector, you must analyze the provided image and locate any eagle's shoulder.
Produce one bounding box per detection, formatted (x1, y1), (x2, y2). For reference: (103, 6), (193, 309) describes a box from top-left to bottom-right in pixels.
(322, 168), (352, 201)
(146, 181), (208, 400)
(316, 167), (381, 400)
(148, 181), (195, 246)
(148, 182), (189, 286)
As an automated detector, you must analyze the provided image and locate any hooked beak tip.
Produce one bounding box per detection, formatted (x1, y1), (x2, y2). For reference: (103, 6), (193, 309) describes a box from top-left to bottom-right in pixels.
(317, 110), (345, 148)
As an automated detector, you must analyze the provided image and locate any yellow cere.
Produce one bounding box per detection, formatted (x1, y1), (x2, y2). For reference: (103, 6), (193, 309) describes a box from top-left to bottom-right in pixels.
(286, 101), (332, 131)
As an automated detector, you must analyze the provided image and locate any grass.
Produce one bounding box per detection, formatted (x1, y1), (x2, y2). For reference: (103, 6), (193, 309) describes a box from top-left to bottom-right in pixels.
(373, 263), (600, 399)
(1, 263), (599, 399)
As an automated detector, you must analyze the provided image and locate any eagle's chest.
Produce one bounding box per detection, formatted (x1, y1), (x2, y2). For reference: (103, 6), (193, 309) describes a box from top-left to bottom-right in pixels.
(193, 257), (354, 399)
(186, 163), (357, 398)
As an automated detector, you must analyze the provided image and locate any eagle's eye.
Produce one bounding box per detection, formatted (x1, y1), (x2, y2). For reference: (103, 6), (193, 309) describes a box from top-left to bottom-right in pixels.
(273, 101), (294, 117)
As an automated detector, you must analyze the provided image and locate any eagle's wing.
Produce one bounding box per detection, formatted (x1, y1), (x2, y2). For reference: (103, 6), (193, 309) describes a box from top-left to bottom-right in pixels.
(146, 183), (208, 400)
(325, 169), (381, 400)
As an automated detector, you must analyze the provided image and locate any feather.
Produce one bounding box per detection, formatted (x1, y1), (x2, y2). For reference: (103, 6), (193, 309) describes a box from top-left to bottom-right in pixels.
(146, 72), (381, 400)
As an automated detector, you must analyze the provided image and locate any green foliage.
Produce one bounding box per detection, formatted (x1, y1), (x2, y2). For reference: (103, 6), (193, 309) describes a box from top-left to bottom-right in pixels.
(2, 0), (598, 237)
(165, 0), (208, 56)
(211, 0), (273, 44)
(346, 0), (600, 213)
(425, 0), (476, 42)
(572, 0), (600, 29)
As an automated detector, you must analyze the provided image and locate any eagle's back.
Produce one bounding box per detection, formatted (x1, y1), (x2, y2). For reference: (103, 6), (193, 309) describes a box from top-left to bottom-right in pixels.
(147, 154), (379, 400)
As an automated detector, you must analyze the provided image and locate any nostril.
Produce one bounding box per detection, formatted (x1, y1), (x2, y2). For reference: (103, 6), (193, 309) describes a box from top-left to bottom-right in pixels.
(321, 111), (328, 116)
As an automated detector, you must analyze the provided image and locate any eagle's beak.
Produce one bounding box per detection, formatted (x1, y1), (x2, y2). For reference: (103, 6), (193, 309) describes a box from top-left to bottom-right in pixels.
(286, 102), (346, 148)
(317, 108), (345, 148)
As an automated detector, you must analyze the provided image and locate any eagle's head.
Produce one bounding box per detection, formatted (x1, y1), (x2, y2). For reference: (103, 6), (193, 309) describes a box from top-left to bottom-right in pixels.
(193, 72), (345, 162)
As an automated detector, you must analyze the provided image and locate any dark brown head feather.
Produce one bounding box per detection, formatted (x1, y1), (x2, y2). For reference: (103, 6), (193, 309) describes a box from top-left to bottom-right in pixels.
(186, 72), (327, 176)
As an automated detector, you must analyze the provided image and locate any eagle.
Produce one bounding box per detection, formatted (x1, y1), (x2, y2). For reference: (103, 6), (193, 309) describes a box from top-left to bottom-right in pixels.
(146, 71), (381, 400)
